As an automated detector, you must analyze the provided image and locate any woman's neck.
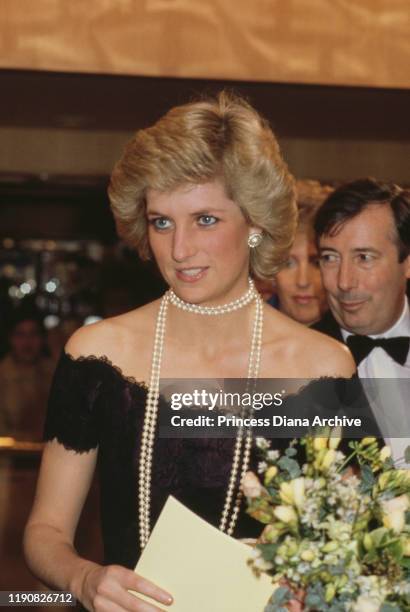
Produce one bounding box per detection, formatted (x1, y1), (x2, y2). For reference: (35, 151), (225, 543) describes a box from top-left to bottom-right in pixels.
(164, 277), (258, 347)
(165, 300), (257, 349)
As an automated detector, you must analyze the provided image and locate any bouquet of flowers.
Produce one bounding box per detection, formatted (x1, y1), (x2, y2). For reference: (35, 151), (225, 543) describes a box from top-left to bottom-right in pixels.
(243, 433), (410, 612)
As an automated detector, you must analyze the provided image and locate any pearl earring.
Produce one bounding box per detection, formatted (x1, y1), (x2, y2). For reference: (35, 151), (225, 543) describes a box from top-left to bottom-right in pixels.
(248, 233), (262, 248)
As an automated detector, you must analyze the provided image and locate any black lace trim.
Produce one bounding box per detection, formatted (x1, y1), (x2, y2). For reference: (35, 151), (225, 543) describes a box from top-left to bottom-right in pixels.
(43, 350), (147, 453)
(62, 349), (149, 391)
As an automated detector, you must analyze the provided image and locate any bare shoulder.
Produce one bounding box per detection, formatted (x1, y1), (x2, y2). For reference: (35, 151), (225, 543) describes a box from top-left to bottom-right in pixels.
(262, 306), (355, 378)
(65, 299), (161, 362)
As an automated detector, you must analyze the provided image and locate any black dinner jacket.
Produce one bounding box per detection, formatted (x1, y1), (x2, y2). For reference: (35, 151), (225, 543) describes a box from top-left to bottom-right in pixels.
(311, 310), (385, 443)
(311, 309), (344, 343)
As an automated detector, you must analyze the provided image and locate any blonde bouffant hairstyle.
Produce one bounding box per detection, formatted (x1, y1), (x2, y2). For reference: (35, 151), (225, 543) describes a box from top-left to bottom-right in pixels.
(108, 91), (297, 280)
(295, 179), (334, 240)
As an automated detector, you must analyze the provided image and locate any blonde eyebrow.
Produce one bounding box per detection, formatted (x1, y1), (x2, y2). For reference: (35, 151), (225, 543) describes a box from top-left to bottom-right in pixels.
(189, 209), (224, 215)
(146, 210), (166, 217)
(146, 208), (225, 217)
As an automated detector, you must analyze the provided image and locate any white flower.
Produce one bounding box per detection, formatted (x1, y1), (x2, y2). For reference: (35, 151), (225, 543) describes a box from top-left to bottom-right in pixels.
(273, 505), (297, 523)
(242, 471), (264, 498)
(393, 581), (410, 596)
(257, 461), (268, 474)
(267, 449), (280, 461)
(381, 494), (409, 534)
(279, 478), (305, 508)
(352, 595), (381, 612)
(326, 517), (352, 542)
(255, 437), (270, 450)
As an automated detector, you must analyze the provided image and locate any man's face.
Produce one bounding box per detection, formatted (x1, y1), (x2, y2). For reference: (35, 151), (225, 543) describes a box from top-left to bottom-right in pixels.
(319, 204), (410, 335)
(9, 320), (44, 364)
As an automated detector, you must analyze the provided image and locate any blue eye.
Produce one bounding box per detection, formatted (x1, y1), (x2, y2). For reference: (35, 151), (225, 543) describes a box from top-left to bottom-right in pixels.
(198, 215), (218, 226)
(284, 257), (297, 269)
(150, 217), (172, 230)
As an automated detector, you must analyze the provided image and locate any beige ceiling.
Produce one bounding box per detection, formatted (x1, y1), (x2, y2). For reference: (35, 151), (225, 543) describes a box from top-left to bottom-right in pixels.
(1, 0), (409, 89)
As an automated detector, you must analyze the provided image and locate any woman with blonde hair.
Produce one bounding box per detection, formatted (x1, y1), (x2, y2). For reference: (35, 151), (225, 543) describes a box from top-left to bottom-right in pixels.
(24, 92), (353, 611)
(273, 180), (332, 326)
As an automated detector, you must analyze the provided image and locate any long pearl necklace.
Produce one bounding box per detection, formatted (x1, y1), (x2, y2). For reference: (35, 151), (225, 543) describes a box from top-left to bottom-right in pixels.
(138, 278), (264, 549)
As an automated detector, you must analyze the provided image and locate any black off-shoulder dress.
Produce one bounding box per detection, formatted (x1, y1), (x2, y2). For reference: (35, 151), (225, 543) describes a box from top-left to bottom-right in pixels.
(43, 351), (376, 569)
(43, 351), (272, 568)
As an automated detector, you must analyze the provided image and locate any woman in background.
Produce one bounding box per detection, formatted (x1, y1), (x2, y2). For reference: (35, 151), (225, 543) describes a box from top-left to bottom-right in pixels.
(258, 181), (331, 326)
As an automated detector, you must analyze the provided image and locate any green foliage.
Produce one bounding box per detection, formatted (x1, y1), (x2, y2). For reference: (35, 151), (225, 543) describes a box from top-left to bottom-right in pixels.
(264, 586), (292, 612)
(380, 603), (402, 612)
(401, 557), (410, 570)
(277, 456), (301, 479)
(305, 583), (327, 610)
(257, 543), (279, 562)
(359, 464), (376, 494)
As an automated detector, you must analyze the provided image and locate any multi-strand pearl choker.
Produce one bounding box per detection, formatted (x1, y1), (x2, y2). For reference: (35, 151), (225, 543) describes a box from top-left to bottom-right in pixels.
(138, 278), (264, 549)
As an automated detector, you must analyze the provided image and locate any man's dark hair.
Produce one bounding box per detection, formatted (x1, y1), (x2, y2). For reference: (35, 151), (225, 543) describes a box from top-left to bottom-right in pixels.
(314, 178), (410, 262)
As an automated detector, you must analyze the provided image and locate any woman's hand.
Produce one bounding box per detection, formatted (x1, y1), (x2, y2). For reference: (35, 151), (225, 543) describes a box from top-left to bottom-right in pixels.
(81, 563), (173, 611)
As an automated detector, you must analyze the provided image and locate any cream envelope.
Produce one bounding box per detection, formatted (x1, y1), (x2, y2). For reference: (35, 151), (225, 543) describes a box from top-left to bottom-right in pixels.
(133, 496), (275, 612)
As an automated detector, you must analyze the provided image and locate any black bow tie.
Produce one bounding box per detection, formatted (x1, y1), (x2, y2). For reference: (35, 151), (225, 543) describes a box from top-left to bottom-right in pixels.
(346, 334), (410, 367)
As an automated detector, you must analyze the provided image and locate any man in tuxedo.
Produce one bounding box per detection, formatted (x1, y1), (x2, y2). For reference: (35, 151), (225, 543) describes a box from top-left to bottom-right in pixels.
(312, 178), (410, 464)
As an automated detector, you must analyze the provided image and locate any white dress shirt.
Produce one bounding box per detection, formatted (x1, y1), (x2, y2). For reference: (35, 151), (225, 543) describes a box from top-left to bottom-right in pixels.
(341, 299), (410, 466)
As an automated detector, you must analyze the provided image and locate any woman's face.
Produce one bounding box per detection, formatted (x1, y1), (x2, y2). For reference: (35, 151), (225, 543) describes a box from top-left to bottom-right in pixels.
(146, 180), (256, 306)
(275, 232), (328, 325)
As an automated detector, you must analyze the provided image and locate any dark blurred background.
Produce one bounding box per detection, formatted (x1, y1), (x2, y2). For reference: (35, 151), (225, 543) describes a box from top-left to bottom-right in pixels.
(1, 71), (408, 360)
